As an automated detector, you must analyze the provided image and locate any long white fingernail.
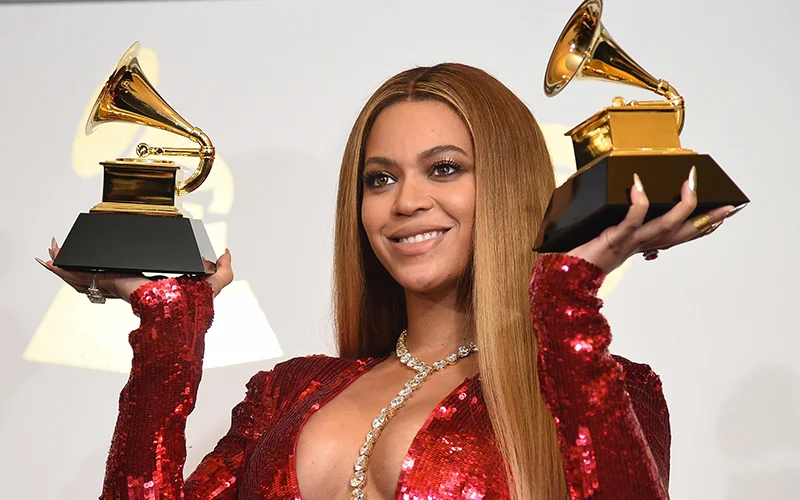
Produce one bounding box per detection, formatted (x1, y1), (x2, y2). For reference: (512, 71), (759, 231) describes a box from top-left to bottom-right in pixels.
(688, 166), (697, 192)
(633, 173), (644, 192)
(705, 220), (724, 235)
(725, 203), (747, 218)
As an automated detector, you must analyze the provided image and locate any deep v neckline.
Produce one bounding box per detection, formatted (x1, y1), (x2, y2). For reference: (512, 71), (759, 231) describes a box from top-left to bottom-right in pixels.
(288, 356), (476, 500)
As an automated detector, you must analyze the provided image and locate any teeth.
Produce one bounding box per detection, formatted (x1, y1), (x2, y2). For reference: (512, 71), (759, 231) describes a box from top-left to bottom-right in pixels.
(398, 231), (445, 244)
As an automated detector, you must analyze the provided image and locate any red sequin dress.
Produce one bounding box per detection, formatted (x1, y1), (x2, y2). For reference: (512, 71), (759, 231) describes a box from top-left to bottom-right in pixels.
(99, 254), (671, 500)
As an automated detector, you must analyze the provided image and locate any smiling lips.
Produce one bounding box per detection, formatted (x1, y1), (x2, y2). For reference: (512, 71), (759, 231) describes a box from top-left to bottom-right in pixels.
(388, 228), (450, 256)
(396, 230), (446, 244)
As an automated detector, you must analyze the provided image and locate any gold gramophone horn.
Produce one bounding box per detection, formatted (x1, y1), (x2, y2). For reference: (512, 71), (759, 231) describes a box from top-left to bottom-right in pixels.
(85, 41), (215, 196)
(544, 0), (685, 133)
(52, 42), (220, 276)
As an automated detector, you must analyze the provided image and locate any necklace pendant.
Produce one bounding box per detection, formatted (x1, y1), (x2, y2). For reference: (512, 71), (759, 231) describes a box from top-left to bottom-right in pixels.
(346, 330), (477, 498)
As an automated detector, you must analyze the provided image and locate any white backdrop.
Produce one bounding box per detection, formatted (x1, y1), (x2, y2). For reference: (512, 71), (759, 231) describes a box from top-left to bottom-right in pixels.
(1, 0), (797, 498)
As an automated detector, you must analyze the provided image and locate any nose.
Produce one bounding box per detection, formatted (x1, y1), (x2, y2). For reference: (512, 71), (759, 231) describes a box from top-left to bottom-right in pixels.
(393, 175), (434, 216)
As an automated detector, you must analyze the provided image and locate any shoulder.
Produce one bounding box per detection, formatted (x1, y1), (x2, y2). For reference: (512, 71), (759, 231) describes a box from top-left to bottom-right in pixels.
(612, 354), (669, 417)
(613, 354), (672, 480)
(613, 355), (668, 407)
(613, 355), (663, 388)
(241, 354), (377, 401)
(273, 354), (373, 381)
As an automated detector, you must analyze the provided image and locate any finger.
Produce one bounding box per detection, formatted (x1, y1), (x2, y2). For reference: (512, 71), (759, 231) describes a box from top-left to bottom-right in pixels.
(52, 273), (89, 294)
(36, 257), (86, 293)
(603, 173), (650, 251)
(690, 220), (723, 240)
(35, 257), (57, 275)
(688, 203), (747, 241)
(634, 168), (698, 245)
(46, 261), (91, 289)
(51, 239), (61, 261)
(723, 203), (748, 220)
(647, 203), (734, 250)
(62, 275), (89, 291)
(682, 206), (733, 243)
(690, 203), (748, 240)
(37, 258), (85, 291)
(47, 244), (96, 284)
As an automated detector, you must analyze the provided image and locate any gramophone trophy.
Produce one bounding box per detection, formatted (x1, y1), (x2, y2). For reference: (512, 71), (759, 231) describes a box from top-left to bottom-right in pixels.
(533, 0), (749, 252)
(53, 42), (217, 275)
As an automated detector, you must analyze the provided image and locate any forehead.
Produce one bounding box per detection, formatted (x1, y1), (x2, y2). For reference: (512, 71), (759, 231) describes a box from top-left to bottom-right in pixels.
(365, 100), (473, 157)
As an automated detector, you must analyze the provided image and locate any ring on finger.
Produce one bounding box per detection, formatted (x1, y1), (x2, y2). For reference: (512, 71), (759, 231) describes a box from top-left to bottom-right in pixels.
(643, 249), (660, 261)
(690, 213), (715, 233)
(86, 273), (106, 304)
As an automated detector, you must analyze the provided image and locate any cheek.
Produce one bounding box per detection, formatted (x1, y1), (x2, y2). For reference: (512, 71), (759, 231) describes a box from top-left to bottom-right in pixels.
(448, 183), (476, 232)
(360, 196), (384, 245)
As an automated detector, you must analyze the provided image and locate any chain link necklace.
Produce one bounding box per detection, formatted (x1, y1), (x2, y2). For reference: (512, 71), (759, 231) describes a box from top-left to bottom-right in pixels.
(348, 330), (478, 499)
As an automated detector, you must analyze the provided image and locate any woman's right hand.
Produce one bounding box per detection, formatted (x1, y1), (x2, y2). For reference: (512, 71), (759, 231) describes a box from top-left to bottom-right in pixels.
(37, 238), (234, 303)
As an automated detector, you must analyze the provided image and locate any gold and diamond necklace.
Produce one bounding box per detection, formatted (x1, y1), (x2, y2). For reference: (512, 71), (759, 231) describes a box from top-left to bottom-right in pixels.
(348, 330), (478, 500)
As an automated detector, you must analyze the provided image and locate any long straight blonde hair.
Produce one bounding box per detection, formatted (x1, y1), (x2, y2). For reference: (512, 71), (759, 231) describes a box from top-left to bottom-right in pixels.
(333, 63), (567, 500)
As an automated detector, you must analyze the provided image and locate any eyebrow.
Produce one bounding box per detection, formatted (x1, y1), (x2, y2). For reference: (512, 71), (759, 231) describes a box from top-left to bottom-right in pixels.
(364, 144), (469, 168)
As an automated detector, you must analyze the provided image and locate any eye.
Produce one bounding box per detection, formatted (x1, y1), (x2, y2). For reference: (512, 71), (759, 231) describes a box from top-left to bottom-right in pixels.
(431, 159), (462, 177)
(363, 172), (396, 188)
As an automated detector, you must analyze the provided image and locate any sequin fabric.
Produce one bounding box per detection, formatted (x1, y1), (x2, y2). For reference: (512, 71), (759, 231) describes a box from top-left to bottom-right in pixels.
(101, 277), (215, 500)
(99, 254), (670, 500)
(530, 255), (671, 500)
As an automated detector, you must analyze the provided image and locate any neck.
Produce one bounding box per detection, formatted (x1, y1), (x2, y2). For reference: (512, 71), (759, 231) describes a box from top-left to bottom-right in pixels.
(402, 284), (474, 363)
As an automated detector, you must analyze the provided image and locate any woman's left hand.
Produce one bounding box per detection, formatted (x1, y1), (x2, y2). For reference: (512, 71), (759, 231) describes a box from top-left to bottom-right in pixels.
(567, 167), (745, 274)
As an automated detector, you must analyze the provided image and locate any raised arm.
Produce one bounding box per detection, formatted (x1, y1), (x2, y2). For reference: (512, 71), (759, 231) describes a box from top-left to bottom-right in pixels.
(40, 243), (265, 499)
(530, 254), (669, 500)
(529, 170), (742, 497)
(99, 276), (270, 500)
(99, 277), (212, 499)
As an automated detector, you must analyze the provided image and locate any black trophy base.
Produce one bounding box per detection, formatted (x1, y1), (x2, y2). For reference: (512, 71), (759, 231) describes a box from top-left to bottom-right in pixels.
(533, 153), (750, 253)
(53, 212), (217, 274)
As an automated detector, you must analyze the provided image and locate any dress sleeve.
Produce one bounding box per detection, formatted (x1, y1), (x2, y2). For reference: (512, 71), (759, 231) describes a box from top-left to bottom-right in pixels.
(529, 254), (671, 500)
(99, 278), (274, 500)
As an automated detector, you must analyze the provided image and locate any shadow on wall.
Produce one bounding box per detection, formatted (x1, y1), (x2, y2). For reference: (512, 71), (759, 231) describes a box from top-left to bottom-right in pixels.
(717, 364), (799, 499)
(223, 147), (343, 359)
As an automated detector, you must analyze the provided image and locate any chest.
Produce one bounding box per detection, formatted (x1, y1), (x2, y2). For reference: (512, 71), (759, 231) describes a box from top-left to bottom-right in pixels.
(296, 380), (439, 500)
(297, 368), (473, 500)
(240, 364), (509, 500)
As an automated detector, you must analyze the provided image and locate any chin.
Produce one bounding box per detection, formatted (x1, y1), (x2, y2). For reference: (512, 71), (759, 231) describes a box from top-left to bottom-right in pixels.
(390, 266), (463, 296)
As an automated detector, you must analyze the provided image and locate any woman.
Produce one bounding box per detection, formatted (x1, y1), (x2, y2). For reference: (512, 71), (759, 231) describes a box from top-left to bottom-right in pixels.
(40, 63), (739, 500)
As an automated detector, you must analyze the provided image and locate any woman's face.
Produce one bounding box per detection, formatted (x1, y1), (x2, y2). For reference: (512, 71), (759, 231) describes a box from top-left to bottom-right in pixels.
(360, 100), (476, 295)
